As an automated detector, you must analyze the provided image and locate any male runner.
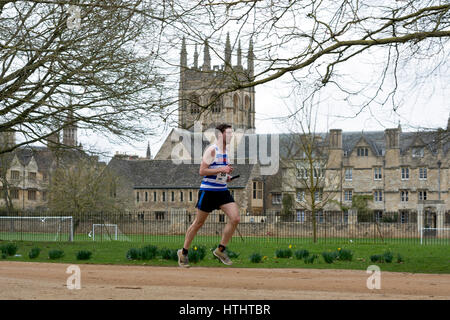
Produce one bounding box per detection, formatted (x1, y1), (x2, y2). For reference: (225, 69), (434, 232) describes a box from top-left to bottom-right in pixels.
(177, 123), (240, 267)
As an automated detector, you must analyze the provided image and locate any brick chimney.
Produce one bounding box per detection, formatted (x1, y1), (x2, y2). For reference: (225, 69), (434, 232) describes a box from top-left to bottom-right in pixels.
(329, 129), (342, 149)
(385, 128), (400, 149)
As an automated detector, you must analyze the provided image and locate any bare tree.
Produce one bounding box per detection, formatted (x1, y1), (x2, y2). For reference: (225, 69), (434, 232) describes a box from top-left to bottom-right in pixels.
(47, 156), (130, 231)
(0, 139), (15, 213)
(3, 1), (447, 156)
(0, 0), (172, 155)
(279, 99), (342, 243)
(163, 1), (450, 123)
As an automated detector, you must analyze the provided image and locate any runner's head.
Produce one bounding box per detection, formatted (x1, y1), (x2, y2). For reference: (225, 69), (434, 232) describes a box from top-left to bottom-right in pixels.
(215, 123), (233, 145)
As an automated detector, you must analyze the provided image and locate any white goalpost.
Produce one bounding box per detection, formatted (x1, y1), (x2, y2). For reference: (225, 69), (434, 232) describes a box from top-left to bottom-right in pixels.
(0, 216), (73, 242)
(91, 224), (118, 241)
(90, 223), (130, 241)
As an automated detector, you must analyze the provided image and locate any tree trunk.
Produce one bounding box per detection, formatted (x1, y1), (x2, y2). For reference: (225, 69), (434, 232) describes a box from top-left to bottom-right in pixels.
(312, 209), (317, 243)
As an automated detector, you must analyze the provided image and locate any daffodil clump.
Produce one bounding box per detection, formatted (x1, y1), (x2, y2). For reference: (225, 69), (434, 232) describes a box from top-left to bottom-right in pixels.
(294, 249), (310, 260)
(188, 244), (206, 263)
(249, 252), (263, 263)
(322, 248), (353, 263)
(160, 248), (179, 261)
(275, 246), (293, 258)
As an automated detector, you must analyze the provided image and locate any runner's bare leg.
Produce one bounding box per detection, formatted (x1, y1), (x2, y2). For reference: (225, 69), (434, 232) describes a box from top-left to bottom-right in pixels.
(183, 209), (210, 249)
(219, 202), (240, 247)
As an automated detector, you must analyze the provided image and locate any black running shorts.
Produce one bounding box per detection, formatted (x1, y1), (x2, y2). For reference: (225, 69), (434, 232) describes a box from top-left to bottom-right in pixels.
(195, 190), (235, 213)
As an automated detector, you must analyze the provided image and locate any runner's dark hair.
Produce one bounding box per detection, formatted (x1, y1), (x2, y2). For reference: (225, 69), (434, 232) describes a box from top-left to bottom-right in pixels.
(215, 123), (232, 138)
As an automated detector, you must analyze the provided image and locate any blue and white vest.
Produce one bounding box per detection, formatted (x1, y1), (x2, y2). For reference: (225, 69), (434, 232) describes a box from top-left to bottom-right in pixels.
(199, 144), (228, 191)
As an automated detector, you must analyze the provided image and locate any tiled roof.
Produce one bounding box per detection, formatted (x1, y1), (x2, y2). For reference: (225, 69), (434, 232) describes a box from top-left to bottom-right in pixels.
(277, 130), (447, 157)
(156, 127), (448, 164)
(106, 157), (256, 189)
(341, 130), (448, 156)
(1, 146), (92, 171)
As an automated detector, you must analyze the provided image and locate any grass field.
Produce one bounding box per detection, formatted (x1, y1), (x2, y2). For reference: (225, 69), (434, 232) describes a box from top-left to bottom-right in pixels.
(2, 231), (449, 245)
(1, 237), (449, 274)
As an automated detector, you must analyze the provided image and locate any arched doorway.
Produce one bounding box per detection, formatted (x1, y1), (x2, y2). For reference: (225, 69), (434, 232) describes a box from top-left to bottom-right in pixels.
(424, 208), (437, 237)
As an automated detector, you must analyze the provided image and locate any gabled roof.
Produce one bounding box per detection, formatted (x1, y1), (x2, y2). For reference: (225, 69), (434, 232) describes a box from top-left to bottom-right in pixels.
(341, 130), (448, 156)
(342, 131), (385, 156)
(0, 146), (91, 171)
(399, 131), (447, 155)
(156, 128), (280, 164)
(106, 157), (257, 189)
(155, 127), (448, 165)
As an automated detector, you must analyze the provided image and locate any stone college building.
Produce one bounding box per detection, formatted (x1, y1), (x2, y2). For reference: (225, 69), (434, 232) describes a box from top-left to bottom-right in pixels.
(2, 36), (448, 234)
(106, 36), (449, 232)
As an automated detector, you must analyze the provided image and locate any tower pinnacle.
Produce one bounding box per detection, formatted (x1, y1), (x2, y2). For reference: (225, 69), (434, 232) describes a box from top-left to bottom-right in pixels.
(225, 32), (232, 70)
(203, 40), (211, 71)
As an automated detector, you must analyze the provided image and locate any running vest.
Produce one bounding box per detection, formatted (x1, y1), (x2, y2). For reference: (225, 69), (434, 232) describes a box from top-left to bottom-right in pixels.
(199, 144), (228, 191)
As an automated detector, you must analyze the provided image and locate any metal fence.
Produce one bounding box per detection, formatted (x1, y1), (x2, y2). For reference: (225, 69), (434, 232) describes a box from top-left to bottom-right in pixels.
(0, 209), (449, 245)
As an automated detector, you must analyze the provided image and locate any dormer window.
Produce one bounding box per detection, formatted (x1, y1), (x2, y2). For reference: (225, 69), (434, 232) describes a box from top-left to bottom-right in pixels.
(412, 147), (424, 158)
(10, 170), (20, 180)
(28, 172), (36, 182)
(357, 147), (368, 157)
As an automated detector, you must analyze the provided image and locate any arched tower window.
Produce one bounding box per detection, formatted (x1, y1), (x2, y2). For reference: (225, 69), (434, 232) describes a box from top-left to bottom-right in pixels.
(210, 93), (222, 113)
(245, 95), (251, 110)
(233, 94), (239, 113)
(189, 94), (200, 114)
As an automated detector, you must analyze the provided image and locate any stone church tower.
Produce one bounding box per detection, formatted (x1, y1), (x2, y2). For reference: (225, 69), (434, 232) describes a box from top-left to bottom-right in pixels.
(178, 34), (256, 131)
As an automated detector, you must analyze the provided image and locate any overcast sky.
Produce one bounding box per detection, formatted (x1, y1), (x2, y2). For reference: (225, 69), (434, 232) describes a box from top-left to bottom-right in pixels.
(83, 85), (449, 164)
(75, 4), (450, 163)
(9, 2), (449, 164)
(84, 44), (449, 164)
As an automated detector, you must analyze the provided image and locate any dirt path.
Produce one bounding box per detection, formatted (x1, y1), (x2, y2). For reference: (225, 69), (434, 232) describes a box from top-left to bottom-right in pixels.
(0, 261), (449, 300)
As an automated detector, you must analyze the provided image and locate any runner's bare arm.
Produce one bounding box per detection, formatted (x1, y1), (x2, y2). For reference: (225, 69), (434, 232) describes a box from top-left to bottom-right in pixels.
(199, 146), (233, 176)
